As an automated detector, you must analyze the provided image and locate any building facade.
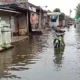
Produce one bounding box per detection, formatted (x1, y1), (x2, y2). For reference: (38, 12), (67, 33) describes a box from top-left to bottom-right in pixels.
(0, 0), (48, 35)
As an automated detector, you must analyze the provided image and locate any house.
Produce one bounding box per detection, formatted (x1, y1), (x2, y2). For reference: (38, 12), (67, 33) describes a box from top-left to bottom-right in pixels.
(0, 0), (30, 36)
(0, 4), (29, 36)
(28, 2), (48, 32)
(0, 0), (48, 35)
(28, 2), (41, 32)
(47, 12), (62, 27)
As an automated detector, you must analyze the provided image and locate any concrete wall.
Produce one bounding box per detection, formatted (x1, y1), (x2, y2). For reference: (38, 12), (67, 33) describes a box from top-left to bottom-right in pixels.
(0, 11), (19, 34)
(18, 14), (27, 35)
(14, 17), (18, 33)
(0, 11), (10, 24)
(10, 14), (27, 35)
(0, 11), (28, 36)
(18, 14), (27, 29)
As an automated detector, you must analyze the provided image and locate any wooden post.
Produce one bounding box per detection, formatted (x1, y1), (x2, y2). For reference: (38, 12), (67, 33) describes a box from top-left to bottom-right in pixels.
(39, 8), (41, 29)
(27, 11), (29, 35)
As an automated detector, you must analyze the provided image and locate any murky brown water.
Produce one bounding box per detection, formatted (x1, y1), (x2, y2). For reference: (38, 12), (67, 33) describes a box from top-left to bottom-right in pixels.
(0, 26), (80, 80)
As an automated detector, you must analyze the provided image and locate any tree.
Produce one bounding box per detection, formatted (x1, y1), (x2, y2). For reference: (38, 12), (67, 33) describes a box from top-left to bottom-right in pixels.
(76, 3), (80, 19)
(59, 13), (65, 21)
(53, 8), (65, 21)
(53, 8), (60, 12)
(47, 10), (51, 13)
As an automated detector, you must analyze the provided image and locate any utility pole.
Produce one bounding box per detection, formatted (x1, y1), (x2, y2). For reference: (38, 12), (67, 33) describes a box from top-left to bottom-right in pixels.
(26, 0), (29, 35)
(39, 7), (42, 29)
(39, 6), (47, 30)
(70, 9), (72, 17)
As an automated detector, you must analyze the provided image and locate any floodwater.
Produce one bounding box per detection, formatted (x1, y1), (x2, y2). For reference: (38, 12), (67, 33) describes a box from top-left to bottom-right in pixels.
(0, 25), (80, 80)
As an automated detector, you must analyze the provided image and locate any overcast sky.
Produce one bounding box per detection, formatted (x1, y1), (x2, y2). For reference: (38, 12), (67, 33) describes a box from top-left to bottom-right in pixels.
(29, 0), (80, 18)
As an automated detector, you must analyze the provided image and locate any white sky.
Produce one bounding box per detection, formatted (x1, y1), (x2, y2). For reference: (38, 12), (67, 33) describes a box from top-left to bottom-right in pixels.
(28, 0), (80, 18)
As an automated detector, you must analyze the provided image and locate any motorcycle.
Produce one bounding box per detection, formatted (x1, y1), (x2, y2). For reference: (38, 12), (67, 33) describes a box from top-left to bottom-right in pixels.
(54, 30), (65, 48)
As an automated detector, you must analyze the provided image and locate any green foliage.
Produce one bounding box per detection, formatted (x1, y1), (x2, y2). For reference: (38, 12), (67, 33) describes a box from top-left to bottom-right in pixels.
(76, 3), (80, 19)
(59, 13), (65, 21)
(53, 8), (65, 21)
(53, 8), (60, 12)
(47, 10), (51, 12)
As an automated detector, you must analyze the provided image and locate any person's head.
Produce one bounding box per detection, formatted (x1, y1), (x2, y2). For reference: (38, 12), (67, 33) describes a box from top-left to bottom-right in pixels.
(32, 13), (34, 16)
(57, 25), (61, 28)
(56, 25), (61, 31)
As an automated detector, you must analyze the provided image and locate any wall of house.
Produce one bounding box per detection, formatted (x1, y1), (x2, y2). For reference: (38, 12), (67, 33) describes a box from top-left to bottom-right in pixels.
(18, 14), (27, 35)
(0, 11), (18, 36)
(14, 17), (18, 33)
(41, 12), (47, 28)
(6, 13), (27, 36)
(0, 11), (10, 24)
(18, 14), (27, 29)
(30, 13), (39, 30)
(0, 11), (19, 35)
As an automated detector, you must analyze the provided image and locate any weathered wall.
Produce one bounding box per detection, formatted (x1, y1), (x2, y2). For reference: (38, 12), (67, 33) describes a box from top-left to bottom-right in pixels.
(0, 11), (10, 24)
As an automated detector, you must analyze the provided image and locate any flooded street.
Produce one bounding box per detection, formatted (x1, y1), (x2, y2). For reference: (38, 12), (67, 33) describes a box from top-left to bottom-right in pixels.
(0, 26), (80, 80)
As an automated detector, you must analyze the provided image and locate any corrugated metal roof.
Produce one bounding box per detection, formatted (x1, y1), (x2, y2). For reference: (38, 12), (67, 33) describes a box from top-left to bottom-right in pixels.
(0, 8), (20, 13)
(0, 4), (28, 13)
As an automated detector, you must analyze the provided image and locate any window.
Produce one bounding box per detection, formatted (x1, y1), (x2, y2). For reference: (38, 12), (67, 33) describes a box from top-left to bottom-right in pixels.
(51, 15), (58, 22)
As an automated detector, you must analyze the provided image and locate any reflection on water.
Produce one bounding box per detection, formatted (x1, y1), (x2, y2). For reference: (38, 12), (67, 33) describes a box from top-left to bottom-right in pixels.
(0, 50), (17, 79)
(0, 26), (80, 80)
(0, 33), (48, 79)
(67, 26), (70, 31)
(53, 47), (65, 71)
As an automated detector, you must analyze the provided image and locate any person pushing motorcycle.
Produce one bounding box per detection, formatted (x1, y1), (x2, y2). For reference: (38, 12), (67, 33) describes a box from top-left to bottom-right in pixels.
(53, 24), (65, 46)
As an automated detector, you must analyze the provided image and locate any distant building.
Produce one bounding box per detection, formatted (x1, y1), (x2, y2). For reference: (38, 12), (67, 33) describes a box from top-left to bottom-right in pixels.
(47, 12), (62, 27)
